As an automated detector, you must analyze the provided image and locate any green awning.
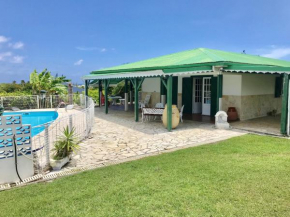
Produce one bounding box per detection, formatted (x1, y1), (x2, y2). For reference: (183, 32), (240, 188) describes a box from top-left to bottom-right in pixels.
(83, 48), (290, 80)
(89, 78), (123, 85)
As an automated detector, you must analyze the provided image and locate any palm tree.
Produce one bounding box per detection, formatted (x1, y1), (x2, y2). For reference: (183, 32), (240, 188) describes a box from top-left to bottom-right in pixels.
(30, 69), (70, 95)
(49, 74), (70, 95)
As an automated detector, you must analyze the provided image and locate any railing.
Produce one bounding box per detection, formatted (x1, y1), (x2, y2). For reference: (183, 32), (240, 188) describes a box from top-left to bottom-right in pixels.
(0, 94), (83, 110)
(30, 95), (94, 174)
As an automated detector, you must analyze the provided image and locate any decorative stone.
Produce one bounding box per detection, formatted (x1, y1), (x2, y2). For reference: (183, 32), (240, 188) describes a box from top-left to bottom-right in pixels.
(215, 111), (230, 129)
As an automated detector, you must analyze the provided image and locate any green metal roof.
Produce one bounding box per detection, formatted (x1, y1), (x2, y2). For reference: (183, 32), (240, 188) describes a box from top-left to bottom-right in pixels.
(90, 48), (290, 75)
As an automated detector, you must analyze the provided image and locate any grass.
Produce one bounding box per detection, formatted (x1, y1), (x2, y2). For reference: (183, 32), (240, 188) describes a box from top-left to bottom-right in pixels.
(1, 134), (290, 217)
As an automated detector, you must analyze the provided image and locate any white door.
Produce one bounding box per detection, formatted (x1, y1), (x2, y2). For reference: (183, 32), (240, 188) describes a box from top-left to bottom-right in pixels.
(202, 77), (211, 115)
(192, 78), (202, 113)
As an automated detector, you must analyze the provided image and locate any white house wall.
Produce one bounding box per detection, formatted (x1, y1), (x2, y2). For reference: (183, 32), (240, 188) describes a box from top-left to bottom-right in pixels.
(222, 74), (242, 95)
(141, 77), (161, 107)
(240, 73), (281, 120)
(241, 74), (276, 95)
(222, 73), (282, 121)
(141, 73), (281, 121)
(142, 77), (160, 92)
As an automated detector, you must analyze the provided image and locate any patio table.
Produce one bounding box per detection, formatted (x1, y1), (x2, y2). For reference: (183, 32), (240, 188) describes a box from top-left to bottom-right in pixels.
(142, 108), (164, 122)
(108, 96), (122, 105)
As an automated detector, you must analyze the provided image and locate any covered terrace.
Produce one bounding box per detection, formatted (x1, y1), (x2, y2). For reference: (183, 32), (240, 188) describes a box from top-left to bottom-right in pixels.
(83, 48), (290, 135)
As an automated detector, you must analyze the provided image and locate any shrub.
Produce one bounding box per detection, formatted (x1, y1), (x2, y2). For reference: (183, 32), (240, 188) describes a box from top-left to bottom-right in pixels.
(52, 126), (79, 160)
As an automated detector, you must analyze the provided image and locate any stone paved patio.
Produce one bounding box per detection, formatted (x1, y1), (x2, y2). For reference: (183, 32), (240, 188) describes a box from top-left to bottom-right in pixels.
(66, 108), (245, 168)
(231, 115), (281, 135)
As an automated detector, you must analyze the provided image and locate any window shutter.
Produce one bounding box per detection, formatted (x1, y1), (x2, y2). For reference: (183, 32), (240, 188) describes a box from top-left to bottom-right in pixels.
(275, 76), (282, 98)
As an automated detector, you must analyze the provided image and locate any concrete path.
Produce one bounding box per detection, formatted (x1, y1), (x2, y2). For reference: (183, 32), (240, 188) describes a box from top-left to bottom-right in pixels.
(67, 108), (245, 168)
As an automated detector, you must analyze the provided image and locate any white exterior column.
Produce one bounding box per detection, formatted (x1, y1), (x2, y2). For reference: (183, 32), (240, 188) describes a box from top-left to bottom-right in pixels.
(161, 95), (166, 106)
(130, 91), (133, 105)
(125, 93), (129, 111)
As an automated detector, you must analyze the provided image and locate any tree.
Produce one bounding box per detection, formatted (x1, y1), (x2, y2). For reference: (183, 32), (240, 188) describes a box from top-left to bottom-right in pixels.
(30, 69), (71, 95)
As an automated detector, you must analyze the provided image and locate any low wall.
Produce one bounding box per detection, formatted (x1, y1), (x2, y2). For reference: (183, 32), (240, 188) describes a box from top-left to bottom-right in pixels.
(222, 94), (282, 121)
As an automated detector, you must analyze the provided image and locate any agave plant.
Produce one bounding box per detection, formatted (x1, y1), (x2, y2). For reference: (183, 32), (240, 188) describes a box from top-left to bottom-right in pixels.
(52, 126), (79, 160)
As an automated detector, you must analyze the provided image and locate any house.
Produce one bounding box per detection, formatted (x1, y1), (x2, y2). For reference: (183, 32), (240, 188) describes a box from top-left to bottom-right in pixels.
(83, 48), (290, 135)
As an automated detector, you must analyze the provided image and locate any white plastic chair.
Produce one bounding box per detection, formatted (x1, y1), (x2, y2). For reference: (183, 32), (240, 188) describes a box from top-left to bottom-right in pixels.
(180, 105), (184, 123)
(139, 94), (151, 108)
(155, 103), (164, 108)
(12, 107), (20, 111)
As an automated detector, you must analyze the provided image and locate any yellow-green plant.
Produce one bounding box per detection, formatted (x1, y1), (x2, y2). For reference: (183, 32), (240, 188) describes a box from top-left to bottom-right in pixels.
(52, 126), (79, 160)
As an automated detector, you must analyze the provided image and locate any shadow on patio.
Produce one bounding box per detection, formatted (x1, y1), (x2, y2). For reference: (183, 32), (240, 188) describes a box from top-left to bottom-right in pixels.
(230, 115), (281, 135)
(94, 106), (212, 135)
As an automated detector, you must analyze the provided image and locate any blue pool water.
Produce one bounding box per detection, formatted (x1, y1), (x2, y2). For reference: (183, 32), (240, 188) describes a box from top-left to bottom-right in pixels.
(3, 111), (58, 136)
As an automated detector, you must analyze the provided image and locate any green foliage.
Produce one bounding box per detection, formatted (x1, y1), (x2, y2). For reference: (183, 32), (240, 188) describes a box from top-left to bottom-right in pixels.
(0, 82), (32, 94)
(88, 88), (99, 103)
(111, 81), (125, 96)
(52, 126), (79, 160)
(30, 69), (70, 95)
(0, 91), (32, 96)
(2, 96), (38, 110)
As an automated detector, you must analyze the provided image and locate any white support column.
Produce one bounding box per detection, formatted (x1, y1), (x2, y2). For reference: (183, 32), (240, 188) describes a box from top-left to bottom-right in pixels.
(130, 91), (133, 105)
(213, 66), (223, 112)
(161, 95), (166, 106)
(125, 93), (129, 111)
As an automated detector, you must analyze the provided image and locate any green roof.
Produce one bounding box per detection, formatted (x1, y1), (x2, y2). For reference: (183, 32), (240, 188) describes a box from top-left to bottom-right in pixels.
(91, 48), (290, 75)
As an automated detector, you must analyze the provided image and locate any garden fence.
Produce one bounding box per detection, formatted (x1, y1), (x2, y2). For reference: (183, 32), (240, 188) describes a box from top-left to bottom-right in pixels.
(29, 95), (94, 175)
(1, 94), (83, 110)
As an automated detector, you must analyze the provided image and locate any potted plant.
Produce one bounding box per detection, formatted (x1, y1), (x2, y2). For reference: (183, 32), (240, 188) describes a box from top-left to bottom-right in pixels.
(50, 126), (79, 170)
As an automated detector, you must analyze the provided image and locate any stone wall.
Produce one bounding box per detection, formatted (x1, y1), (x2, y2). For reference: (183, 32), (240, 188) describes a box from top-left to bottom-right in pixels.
(141, 92), (182, 109)
(222, 94), (282, 121)
(221, 95), (242, 119)
(141, 92), (160, 107)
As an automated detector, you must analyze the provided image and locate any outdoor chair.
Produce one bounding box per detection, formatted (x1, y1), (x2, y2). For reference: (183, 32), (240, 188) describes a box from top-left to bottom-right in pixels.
(65, 104), (74, 111)
(12, 107), (20, 111)
(180, 105), (185, 123)
(139, 94), (151, 109)
(155, 102), (164, 108)
(119, 98), (125, 105)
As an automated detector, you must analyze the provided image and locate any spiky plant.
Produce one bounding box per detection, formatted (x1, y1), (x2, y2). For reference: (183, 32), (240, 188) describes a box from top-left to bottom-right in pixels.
(52, 126), (79, 160)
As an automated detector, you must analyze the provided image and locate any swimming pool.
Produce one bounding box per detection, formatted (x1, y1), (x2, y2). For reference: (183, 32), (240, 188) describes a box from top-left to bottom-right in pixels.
(3, 111), (58, 136)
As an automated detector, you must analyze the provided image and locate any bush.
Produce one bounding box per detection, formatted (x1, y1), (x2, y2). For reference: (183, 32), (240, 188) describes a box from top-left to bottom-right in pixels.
(52, 126), (79, 160)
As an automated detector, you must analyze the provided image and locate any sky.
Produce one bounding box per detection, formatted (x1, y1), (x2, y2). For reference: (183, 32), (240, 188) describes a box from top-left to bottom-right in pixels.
(0, 0), (290, 84)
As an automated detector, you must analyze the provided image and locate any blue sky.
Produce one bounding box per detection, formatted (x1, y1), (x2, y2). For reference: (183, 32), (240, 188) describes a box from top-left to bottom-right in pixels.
(0, 0), (290, 84)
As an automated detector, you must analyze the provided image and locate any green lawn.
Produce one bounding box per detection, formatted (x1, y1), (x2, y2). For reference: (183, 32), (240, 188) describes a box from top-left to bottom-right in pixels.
(1, 134), (290, 217)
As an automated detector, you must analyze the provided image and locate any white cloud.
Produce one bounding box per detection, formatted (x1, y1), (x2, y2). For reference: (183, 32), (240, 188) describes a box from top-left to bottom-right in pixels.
(9, 41), (24, 49)
(10, 55), (24, 63)
(0, 36), (9, 43)
(74, 59), (83, 65)
(262, 48), (290, 59)
(100, 48), (107, 52)
(0, 52), (12, 61)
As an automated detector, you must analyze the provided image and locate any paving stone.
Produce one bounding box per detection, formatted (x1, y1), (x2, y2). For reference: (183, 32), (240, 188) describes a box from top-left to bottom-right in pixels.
(64, 108), (245, 170)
